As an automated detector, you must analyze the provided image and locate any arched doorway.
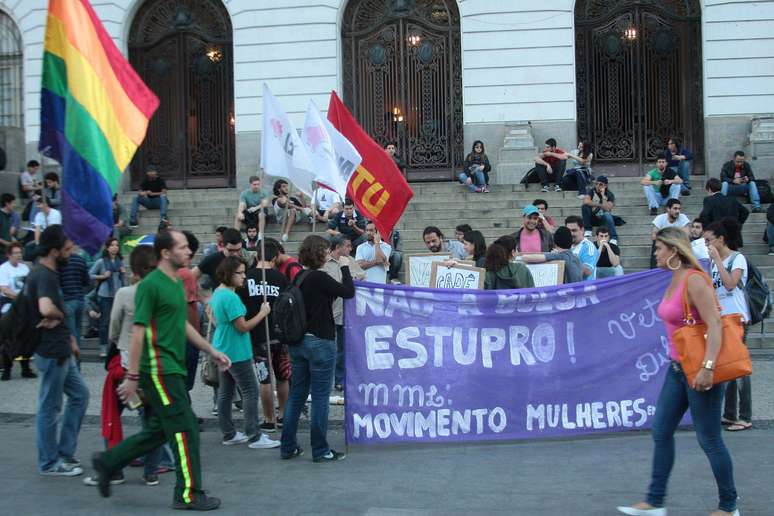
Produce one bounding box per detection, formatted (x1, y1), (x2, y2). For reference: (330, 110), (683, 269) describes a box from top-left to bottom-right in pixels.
(0, 10), (23, 172)
(342, 0), (463, 181)
(129, 0), (235, 188)
(575, 0), (703, 164)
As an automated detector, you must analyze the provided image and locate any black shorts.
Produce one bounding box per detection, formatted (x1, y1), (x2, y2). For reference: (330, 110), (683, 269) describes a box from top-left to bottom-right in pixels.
(254, 344), (290, 385)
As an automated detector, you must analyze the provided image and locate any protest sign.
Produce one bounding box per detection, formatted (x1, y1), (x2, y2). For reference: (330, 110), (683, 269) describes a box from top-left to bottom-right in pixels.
(526, 261), (565, 287)
(344, 270), (678, 445)
(405, 254), (451, 287)
(430, 262), (485, 290)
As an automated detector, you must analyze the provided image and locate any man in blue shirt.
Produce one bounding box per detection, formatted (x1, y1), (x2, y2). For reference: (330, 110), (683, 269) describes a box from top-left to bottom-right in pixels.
(565, 215), (599, 281)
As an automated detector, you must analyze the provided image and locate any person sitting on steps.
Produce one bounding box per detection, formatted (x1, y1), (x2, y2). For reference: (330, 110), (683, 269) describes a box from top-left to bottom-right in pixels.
(533, 138), (568, 192)
(458, 140), (491, 193)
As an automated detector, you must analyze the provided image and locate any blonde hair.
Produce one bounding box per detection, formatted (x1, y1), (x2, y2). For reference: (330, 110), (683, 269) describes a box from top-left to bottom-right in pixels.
(655, 227), (703, 271)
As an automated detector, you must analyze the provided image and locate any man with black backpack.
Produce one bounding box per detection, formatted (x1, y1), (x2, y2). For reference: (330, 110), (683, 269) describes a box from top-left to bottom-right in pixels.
(27, 226), (90, 476)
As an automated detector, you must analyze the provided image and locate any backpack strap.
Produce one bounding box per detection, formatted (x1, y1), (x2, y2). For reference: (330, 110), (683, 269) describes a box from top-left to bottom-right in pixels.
(285, 261), (303, 281)
(292, 269), (311, 289)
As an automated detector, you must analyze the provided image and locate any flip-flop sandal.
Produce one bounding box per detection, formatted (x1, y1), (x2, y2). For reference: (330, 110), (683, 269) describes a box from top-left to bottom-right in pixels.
(721, 417), (735, 425)
(726, 422), (752, 431)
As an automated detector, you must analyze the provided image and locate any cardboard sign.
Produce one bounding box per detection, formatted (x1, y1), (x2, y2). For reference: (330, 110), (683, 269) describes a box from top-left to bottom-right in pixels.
(525, 261), (565, 287)
(430, 262), (485, 290)
(405, 253), (451, 287)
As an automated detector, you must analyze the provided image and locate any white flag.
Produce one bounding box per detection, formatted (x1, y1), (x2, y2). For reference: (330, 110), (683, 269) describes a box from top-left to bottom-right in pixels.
(301, 100), (361, 199)
(260, 84), (315, 196)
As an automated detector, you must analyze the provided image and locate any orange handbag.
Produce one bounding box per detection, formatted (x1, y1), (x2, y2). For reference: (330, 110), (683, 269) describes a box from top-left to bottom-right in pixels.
(670, 272), (752, 385)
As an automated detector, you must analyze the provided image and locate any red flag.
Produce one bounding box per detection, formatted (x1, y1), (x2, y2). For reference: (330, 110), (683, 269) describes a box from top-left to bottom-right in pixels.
(327, 91), (413, 237)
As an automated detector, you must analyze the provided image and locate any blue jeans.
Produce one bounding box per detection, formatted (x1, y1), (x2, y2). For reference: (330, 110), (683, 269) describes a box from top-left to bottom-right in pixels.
(63, 299), (85, 347)
(97, 296), (114, 355)
(217, 359), (260, 440)
(722, 180), (760, 209)
(647, 363), (737, 512)
(280, 335), (336, 459)
(458, 170), (485, 192)
(670, 161), (693, 191)
(35, 355), (90, 471)
(581, 205), (618, 241)
(129, 195), (168, 223)
(767, 223), (774, 251)
(644, 184), (681, 209)
(563, 167), (592, 193)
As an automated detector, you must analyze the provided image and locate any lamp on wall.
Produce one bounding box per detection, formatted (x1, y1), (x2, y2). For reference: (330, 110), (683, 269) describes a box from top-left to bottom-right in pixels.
(206, 46), (223, 62)
(407, 34), (422, 47)
(624, 26), (638, 41)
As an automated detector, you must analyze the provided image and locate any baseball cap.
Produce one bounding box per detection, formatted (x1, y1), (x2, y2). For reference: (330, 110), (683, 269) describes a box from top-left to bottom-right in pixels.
(595, 175), (608, 184)
(522, 205), (539, 216)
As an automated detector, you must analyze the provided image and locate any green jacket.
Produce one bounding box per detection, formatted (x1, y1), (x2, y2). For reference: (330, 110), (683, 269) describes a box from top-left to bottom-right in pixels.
(484, 262), (535, 290)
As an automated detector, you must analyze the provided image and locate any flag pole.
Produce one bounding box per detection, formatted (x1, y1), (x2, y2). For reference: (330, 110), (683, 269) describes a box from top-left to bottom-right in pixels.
(258, 167), (278, 423)
(311, 185), (317, 234)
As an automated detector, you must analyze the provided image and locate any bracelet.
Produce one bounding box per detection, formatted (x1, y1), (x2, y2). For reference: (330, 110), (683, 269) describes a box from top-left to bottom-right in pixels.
(126, 372), (140, 381)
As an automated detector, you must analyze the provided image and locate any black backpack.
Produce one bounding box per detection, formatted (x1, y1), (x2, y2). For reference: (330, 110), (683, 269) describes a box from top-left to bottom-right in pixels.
(725, 252), (772, 325)
(272, 270), (310, 345)
(0, 284), (41, 359)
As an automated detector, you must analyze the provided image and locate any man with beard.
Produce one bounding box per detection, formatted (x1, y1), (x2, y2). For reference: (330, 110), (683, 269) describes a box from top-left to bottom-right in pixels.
(28, 226), (89, 476)
(512, 205), (553, 253)
(356, 222), (392, 284)
(689, 218), (710, 260)
(91, 231), (231, 510)
(422, 226), (466, 260)
(243, 224), (259, 251)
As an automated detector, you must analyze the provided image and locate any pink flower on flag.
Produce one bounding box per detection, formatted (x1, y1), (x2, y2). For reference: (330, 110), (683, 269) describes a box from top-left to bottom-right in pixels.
(271, 118), (284, 138)
(305, 125), (328, 152)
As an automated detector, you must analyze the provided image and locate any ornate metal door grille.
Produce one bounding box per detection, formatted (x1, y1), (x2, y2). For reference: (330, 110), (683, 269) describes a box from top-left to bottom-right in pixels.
(129, 0), (235, 188)
(342, 0), (463, 181)
(575, 1), (702, 163)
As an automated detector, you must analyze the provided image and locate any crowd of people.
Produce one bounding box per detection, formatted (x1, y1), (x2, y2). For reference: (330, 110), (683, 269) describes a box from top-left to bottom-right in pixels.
(0, 137), (764, 514)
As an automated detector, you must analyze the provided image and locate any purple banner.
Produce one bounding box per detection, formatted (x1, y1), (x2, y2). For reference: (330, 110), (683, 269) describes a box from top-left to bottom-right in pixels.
(344, 269), (677, 445)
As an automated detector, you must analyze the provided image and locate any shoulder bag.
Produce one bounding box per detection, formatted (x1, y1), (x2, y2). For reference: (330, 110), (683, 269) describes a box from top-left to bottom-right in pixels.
(671, 271), (752, 385)
(200, 318), (220, 387)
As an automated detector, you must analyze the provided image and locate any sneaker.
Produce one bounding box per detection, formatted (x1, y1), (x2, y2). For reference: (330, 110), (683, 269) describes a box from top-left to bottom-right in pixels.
(649, 208), (658, 216)
(616, 504), (666, 515)
(482, 186), (490, 193)
(554, 185), (562, 192)
(281, 233), (289, 242)
(84, 473), (125, 486)
(91, 452), (111, 497)
(221, 431), (249, 446)
(61, 456), (81, 468)
(41, 462), (83, 477)
(129, 221), (139, 228)
(541, 186), (549, 192)
(143, 474), (159, 486)
(474, 187), (482, 193)
(276, 417), (283, 429)
(248, 434), (280, 449)
(313, 449), (346, 463)
(211, 406), (218, 416)
(172, 492), (221, 511)
(259, 422), (276, 433)
(280, 446), (304, 460)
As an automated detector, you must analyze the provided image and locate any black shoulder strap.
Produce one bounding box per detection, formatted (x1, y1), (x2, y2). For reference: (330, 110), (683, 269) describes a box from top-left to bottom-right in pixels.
(292, 269), (311, 289)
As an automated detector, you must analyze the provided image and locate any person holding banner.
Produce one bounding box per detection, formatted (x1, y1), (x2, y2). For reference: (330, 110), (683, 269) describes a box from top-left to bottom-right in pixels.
(617, 227), (738, 516)
(519, 226), (584, 284)
(280, 235), (354, 462)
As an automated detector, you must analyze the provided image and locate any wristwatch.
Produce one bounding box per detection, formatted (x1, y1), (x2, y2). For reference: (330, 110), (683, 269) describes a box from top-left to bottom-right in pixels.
(701, 359), (715, 371)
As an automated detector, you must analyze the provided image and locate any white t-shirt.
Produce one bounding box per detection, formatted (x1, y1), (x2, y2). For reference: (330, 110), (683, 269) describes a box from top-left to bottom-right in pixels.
(0, 261), (30, 313)
(652, 213), (690, 230)
(34, 208), (62, 229)
(691, 238), (710, 261)
(355, 241), (392, 284)
(313, 188), (342, 212)
(710, 252), (750, 322)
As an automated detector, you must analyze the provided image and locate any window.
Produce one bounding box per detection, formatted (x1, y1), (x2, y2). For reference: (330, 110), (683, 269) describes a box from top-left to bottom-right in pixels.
(0, 10), (22, 128)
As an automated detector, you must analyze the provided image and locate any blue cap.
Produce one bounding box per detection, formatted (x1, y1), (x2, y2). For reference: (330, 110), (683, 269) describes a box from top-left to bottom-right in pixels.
(522, 205), (539, 216)
(595, 175), (608, 184)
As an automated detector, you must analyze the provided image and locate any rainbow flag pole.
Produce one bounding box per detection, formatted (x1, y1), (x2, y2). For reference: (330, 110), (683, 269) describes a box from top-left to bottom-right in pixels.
(39, 0), (159, 254)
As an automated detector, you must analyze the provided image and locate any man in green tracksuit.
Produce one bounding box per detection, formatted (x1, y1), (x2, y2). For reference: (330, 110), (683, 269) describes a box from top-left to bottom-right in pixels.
(91, 230), (230, 511)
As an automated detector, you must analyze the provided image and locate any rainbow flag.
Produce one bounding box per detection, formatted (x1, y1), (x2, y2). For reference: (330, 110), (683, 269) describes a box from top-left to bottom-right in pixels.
(39, 0), (158, 254)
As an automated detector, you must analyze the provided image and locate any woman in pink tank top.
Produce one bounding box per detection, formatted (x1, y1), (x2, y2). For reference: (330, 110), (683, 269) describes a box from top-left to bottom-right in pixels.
(617, 227), (738, 516)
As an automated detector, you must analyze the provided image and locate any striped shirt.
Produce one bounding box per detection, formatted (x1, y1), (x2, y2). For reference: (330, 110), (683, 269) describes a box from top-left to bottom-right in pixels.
(59, 254), (91, 301)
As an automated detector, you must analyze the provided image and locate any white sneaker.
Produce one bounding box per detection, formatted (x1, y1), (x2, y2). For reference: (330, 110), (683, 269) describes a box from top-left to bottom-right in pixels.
(222, 431), (249, 446)
(248, 433), (281, 449)
(281, 233), (289, 242)
(616, 505), (666, 516)
(554, 185), (562, 191)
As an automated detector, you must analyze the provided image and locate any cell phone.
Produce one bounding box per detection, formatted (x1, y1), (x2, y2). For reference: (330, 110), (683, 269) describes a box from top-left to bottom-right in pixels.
(126, 389), (144, 410)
